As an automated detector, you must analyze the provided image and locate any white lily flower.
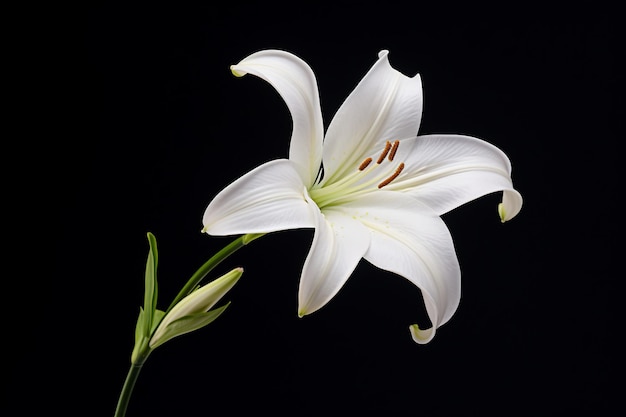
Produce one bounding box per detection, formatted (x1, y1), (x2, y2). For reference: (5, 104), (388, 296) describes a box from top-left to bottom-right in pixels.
(203, 50), (522, 343)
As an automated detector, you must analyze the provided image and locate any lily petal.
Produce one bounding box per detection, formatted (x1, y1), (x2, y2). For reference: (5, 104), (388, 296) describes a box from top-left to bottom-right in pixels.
(339, 192), (460, 344)
(387, 134), (523, 222)
(321, 50), (423, 185)
(297, 200), (371, 317)
(231, 50), (324, 187)
(202, 159), (315, 235)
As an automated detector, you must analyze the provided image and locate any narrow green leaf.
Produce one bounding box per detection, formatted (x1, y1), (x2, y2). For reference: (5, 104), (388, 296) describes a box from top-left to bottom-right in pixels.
(143, 232), (159, 337)
(150, 303), (230, 349)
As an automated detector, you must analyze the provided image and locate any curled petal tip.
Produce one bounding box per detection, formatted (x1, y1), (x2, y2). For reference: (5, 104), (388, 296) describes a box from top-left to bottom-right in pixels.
(498, 190), (523, 223)
(230, 64), (247, 77)
(377, 50), (389, 58)
(409, 324), (435, 344)
(498, 203), (507, 223)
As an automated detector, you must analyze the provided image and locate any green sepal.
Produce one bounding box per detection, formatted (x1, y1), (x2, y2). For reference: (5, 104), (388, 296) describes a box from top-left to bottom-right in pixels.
(151, 309), (166, 334)
(149, 303), (231, 349)
(131, 335), (149, 364)
(143, 232), (159, 338)
(130, 309), (165, 364)
(242, 233), (265, 245)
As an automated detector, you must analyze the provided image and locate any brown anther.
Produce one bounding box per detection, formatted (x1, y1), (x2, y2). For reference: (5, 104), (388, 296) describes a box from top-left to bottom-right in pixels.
(358, 157), (373, 171)
(388, 140), (400, 161)
(376, 141), (392, 164)
(378, 162), (405, 188)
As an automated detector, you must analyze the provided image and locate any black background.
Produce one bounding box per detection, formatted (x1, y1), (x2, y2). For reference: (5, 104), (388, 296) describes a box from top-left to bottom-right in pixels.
(18, 3), (619, 416)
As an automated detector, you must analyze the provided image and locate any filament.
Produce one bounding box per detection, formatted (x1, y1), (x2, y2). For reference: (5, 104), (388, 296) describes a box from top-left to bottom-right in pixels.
(378, 163), (405, 188)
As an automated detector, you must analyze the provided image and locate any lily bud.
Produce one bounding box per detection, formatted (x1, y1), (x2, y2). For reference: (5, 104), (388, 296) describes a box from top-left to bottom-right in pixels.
(149, 267), (243, 349)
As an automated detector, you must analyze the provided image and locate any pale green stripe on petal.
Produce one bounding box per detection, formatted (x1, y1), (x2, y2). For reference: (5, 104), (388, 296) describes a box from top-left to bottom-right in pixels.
(297, 200), (371, 317)
(321, 50), (423, 186)
(338, 192), (461, 344)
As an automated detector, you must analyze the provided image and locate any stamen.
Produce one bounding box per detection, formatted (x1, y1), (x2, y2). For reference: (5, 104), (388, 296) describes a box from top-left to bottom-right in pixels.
(388, 140), (400, 161)
(378, 163), (405, 188)
(376, 141), (392, 164)
(358, 157), (373, 171)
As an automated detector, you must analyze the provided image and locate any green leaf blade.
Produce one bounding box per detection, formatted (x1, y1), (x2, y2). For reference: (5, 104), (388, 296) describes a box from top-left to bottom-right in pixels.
(143, 232), (159, 337)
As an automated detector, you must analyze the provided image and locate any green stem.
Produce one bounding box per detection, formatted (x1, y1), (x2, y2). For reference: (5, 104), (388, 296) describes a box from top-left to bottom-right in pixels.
(114, 362), (144, 417)
(166, 234), (258, 313)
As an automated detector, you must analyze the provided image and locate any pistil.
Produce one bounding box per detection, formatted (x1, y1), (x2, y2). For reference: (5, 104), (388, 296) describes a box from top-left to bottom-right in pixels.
(310, 140), (406, 208)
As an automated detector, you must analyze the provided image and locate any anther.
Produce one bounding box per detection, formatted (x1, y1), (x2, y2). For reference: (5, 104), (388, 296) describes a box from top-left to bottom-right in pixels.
(378, 163), (405, 188)
(358, 157), (373, 171)
(388, 140), (400, 161)
(376, 141), (392, 164)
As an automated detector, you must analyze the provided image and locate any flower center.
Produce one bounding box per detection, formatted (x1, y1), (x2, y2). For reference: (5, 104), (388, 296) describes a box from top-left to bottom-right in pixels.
(310, 140), (405, 209)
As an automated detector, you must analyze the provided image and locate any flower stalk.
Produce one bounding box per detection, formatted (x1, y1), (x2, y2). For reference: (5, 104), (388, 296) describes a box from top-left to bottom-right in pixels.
(165, 233), (262, 313)
(115, 47), (523, 416)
